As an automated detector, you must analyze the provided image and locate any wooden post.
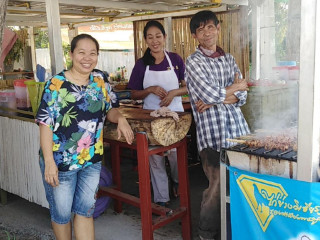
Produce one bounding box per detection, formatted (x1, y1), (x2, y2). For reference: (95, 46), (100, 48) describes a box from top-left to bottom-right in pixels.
(28, 27), (37, 73)
(297, 0), (320, 182)
(0, 0), (9, 67)
(68, 26), (78, 43)
(45, 0), (64, 75)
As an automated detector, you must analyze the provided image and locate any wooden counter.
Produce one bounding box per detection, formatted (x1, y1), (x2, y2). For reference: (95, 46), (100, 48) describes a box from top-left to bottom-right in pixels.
(105, 107), (192, 146)
(0, 106), (192, 207)
(0, 106), (35, 122)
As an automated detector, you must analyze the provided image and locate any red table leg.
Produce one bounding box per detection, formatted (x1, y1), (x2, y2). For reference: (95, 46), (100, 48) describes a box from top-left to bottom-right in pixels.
(177, 138), (192, 240)
(103, 134), (191, 240)
(110, 142), (122, 213)
(136, 132), (154, 240)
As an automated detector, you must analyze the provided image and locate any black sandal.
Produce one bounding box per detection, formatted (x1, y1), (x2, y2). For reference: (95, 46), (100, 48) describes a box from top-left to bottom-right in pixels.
(172, 182), (179, 198)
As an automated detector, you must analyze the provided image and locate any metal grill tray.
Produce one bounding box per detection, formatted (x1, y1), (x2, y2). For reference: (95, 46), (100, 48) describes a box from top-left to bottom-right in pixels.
(227, 144), (297, 161)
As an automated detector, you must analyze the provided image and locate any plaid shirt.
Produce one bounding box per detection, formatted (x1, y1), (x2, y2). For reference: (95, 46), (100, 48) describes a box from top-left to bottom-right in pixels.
(185, 48), (250, 152)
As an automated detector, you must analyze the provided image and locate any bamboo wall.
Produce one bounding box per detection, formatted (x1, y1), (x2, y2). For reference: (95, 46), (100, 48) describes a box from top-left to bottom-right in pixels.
(133, 8), (249, 78)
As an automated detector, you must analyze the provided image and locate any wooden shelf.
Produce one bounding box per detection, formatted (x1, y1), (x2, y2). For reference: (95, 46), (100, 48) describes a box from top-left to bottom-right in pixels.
(0, 71), (34, 76)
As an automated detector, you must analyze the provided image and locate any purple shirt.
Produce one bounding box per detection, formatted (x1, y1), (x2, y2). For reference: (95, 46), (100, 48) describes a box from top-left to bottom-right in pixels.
(128, 52), (185, 90)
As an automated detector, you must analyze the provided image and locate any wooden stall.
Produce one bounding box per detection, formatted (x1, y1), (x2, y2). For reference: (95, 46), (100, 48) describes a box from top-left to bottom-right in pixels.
(101, 107), (192, 240)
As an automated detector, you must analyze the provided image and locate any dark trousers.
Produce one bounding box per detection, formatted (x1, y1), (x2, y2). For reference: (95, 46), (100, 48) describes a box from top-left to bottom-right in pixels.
(198, 148), (221, 240)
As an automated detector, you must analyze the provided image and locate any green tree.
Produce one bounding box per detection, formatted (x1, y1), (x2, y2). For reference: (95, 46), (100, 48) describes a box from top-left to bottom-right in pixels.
(34, 28), (49, 49)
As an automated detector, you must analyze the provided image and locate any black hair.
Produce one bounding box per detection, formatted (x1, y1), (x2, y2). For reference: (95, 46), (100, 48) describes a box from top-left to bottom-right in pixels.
(70, 34), (100, 53)
(190, 10), (219, 34)
(142, 20), (166, 66)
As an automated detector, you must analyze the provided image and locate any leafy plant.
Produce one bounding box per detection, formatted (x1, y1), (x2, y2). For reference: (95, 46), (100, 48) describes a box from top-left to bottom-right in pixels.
(34, 28), (49, 49)
(62, 42), (72, 70)
(4, 28), (28, 66)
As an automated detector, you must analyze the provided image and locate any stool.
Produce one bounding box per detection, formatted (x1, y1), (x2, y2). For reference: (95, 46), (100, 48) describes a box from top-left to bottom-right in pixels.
(99, 132), (191, 240)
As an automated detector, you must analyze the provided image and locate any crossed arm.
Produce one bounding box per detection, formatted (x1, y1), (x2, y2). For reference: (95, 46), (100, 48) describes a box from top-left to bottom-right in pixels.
(196, 73), (249, 113)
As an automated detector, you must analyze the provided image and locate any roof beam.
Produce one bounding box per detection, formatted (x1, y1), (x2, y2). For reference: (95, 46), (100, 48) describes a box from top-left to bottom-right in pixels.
(151, 0), (204, 3)
(221, 0), (248, 5)
(6, 15), (101, 23)
(7, 7), (118, 18)
(113, 5), (227, 22)
(5, 21), (46, 27)
(10, 0), (183, 12)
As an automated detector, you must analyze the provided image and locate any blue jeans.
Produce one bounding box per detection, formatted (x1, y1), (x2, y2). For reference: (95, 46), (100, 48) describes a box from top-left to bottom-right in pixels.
(39, 158), (101, 224)
(198, 148), (221, 240)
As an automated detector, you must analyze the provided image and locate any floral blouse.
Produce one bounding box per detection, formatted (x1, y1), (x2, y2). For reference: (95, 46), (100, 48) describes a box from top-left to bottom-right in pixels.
(36, 70), (112, 171)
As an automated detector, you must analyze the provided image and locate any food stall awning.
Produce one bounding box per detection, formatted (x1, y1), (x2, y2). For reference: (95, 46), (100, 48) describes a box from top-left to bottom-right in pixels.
(6, 0), (248, 27)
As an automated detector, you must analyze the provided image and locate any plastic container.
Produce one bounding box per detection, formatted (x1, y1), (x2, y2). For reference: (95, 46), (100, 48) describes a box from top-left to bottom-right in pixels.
(114, 90), (131, 100)
(25, 80), (46, 115)
(13, 79), (31, 109)
(0, 89), (16, 114)
(288, 66), (299, 80)
(277, 61), (296, 66)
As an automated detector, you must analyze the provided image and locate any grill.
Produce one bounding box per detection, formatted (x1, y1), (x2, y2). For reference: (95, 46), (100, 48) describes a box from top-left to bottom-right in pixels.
(222, 130), (298, 179)
(227, 144), (297, 161)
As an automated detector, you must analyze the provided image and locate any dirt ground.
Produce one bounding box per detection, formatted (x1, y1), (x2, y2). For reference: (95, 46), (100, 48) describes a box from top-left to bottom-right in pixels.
(0, 192), (54, 240)
(0, 152), (207, 240)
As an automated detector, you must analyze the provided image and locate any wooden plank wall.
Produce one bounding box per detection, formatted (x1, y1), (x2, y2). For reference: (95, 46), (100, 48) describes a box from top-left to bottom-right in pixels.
(133, 7), (249, 79)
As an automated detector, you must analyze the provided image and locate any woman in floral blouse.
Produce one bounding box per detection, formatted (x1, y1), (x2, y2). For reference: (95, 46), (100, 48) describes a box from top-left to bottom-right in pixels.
(36, 34), (133, 240)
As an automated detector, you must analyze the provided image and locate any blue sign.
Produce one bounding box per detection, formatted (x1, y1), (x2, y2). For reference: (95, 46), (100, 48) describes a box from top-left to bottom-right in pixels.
(229, 166), (320, 240)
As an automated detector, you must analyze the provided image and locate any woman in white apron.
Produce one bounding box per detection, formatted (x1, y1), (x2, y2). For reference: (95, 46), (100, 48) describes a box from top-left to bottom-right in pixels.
(128, 20), (187, 205)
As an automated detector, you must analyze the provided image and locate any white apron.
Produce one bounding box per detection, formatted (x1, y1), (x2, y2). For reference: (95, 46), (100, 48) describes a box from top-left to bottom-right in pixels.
(143, 51), (184, 112)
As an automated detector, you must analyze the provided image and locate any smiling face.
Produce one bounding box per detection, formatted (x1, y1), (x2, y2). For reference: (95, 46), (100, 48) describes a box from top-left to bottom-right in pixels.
(70, 38), (98, 75)
(192, 20), (220, 51)
(145, 26), (166, 54)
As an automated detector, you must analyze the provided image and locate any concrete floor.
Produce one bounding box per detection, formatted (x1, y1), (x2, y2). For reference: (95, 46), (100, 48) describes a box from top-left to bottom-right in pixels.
(0, 153), (208, 240)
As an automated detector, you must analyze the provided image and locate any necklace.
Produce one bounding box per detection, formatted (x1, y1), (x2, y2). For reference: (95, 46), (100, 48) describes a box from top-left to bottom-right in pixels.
(67, 70), (89, 86)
